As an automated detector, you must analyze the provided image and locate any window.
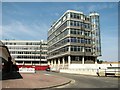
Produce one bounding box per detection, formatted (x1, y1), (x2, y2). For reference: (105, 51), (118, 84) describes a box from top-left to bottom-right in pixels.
(77, 14), (80, 19)
(81, 38), (84, 43)
(74, 46), (77, 51)
(85, 47), (91, 52)
(70, 46), (83, 52)
(74, 13), (77, 18)
(71, 38), (77, 42)
(70, 21), (73, 26)
(71, 46), (74, 51)
(78, 46), (81, 51)
(70, 13), (73, 18)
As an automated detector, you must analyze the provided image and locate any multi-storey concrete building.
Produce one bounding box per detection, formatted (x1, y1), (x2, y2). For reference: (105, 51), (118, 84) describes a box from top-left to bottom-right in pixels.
(47, 10), (101, 70)
(1, 40), (48, 70)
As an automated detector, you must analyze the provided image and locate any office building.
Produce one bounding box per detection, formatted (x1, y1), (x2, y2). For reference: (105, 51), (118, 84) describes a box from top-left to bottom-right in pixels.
(1, 40), (48, 70)
(47, 10), (101, 70)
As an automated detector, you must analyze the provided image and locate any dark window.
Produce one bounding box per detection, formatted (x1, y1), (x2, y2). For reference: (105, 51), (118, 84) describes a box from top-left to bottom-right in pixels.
(74, 46), (77, 51)
(71, 46), (73, 51)
(78, 47), (80, 51)
(81, 38), (84, 43)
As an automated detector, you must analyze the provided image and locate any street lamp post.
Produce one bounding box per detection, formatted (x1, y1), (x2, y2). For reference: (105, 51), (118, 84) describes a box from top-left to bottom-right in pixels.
(40, 41), (42, 70)
(34, 49), (36, 66)
(32, 49), (36, 70)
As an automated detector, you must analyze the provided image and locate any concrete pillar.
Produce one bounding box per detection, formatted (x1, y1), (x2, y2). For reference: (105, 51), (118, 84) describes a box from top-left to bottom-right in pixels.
(69, 46), (71, 51)
(95, 57), (97, 64)
(82, 56), (84, 64)
(68, 28), (71, 34)
(58, 58), (60, 70)
(62, 57), (65, 68)
(68, 56), (71, 66)
(58, 59), (60, 66)
(54, 59), (56, 67)
(48, 60), (50, 65)
(51, 60), (53, 67)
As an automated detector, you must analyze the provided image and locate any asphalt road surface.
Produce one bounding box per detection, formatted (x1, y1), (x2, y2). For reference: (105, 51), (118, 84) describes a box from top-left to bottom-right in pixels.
(38, 71), (119, 88)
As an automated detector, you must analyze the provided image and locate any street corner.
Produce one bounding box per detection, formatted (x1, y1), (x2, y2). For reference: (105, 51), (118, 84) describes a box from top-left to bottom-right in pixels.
(2, 72), (72, 89)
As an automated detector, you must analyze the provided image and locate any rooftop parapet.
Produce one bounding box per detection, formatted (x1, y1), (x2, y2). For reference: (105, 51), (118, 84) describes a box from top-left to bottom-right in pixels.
(89, 12), (99, 16)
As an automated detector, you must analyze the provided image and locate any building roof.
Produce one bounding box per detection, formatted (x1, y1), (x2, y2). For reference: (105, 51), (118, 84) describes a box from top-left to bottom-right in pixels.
(1, 40), (47, 43)
(0, 40), (11, 58)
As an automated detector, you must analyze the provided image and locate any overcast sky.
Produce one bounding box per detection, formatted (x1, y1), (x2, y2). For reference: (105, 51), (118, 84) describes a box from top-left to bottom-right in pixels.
(1, 2), (118, 62)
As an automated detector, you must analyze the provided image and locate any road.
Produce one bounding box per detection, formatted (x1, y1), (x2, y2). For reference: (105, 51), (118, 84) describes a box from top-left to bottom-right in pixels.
(38, 71), (119, 88)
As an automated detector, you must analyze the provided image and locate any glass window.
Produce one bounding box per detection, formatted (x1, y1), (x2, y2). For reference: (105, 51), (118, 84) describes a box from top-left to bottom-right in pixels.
(78, 46), (80, 51)
(77, 15), (79, 19)
(66, 38), (70, 42)
(85, 39), (87, 44)
(70, 21), (73, 26)
(77, 22), (79, 26)
(78, 38), (81, 43)
(74, 21), (76, 26)
(74, 46), (77, 51)
(81, 38), (84, 43)
(71, 46), (73, 51)
(74, 13), (77, 18)
(88, 39), (91, 44)
(70, 13), (73, 18)
(72, 38), (76, 42)
(70, 29), (73, 34)
(73, 29), (76, 34)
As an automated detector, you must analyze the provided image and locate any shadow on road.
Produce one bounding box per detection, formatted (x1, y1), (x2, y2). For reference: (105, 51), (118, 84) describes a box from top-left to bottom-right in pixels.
(2, 65), (23, 80)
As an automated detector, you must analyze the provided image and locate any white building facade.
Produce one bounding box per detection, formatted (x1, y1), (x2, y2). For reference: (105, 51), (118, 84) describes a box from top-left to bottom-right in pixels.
(1, 40), (48, 70)
(47, 10), (101, 71)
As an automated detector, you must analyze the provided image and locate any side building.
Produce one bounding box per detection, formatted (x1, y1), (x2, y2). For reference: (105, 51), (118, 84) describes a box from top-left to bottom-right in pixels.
(47, 10), (101, 70)
(0, 40), (12, 75)
(1, 40), (48, 70)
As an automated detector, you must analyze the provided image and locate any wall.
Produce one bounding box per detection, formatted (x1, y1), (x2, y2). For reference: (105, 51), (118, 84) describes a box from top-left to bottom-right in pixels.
(69, 63), (119, 69)
(60, 63), (120, 76)
(17, 65), (49, 71)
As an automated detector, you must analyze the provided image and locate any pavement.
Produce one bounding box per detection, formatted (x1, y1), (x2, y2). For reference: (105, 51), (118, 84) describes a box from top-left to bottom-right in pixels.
(2, 71), (72, 89)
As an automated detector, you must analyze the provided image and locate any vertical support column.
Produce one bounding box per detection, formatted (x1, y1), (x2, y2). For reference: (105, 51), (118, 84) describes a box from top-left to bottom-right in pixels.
(31, 61), (32, 65)
(62, 57), (65, 68)
(54, 59), (56, 67)
(82, 46), (85, 64)
(69, 46), (71, 51)
(95, 57), (97, 64)
(68, 56), (71, 68)
(51, 60), (53, 68)
(48, 60), (50, 65)
(82, 56), (84, 64)
(58, 58), (60, 70)
(68, 28), (71, 34)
